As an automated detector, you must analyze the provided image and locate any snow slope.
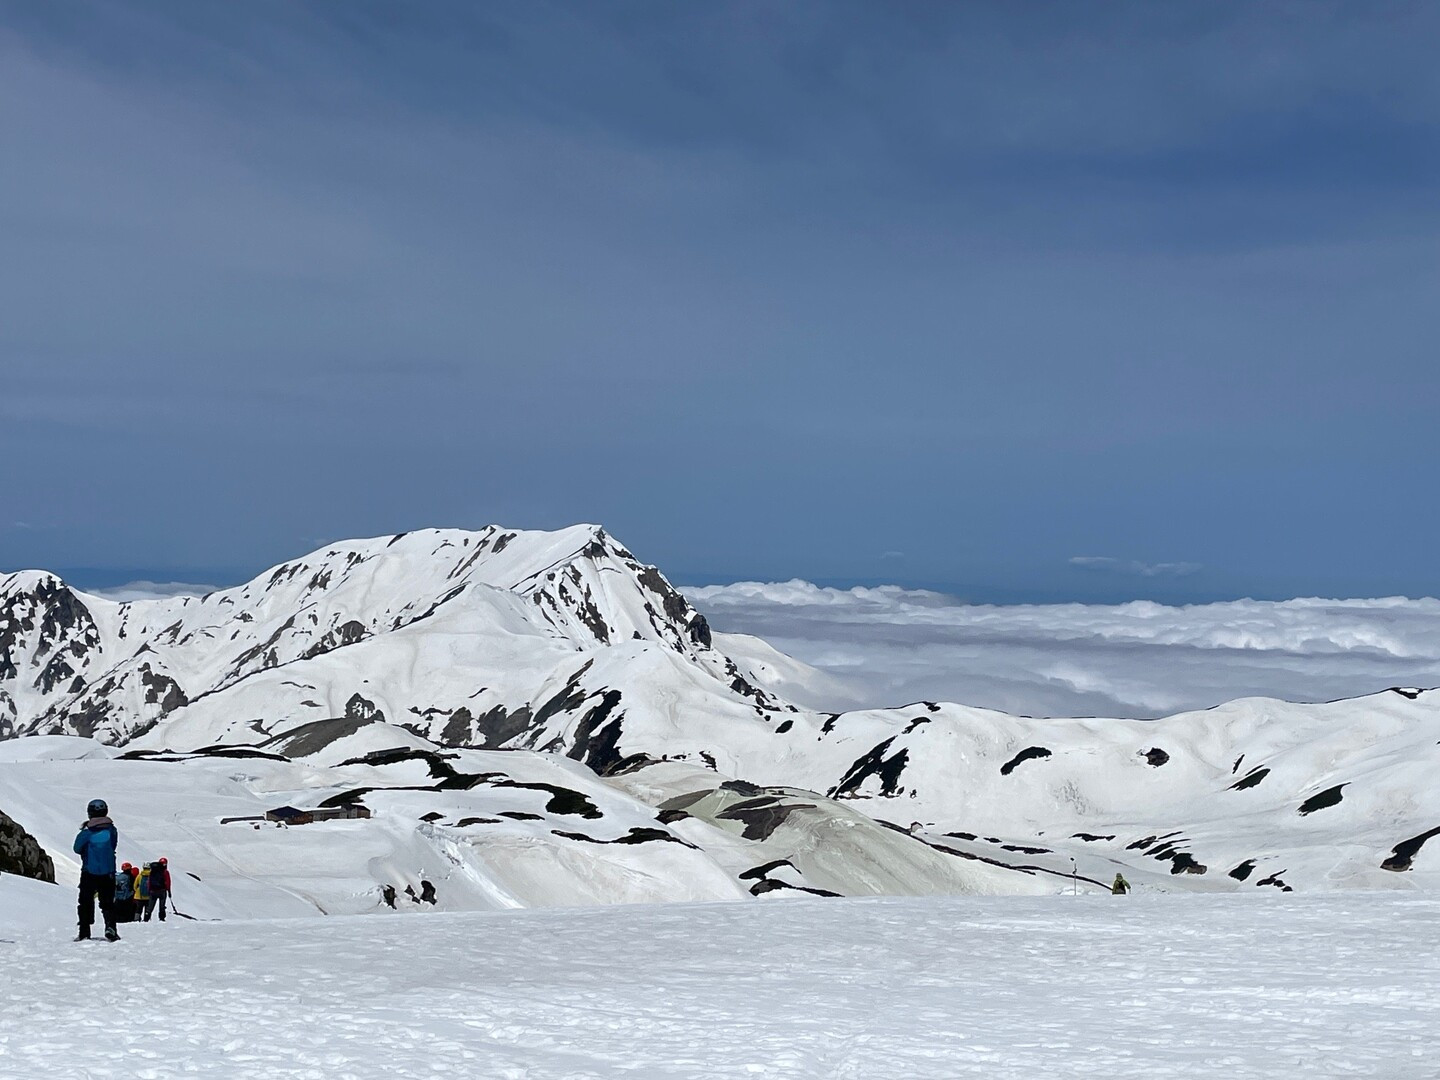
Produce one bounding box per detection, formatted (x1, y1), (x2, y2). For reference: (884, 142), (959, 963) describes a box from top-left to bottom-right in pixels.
(4, 525), (1440, 901)
(0, 736), (1042, 918)
(0, 525), (752, 748)
(0, 888), (1435, 1078)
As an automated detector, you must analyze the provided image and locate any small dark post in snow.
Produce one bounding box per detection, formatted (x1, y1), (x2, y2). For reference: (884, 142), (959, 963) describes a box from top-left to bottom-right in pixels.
(1071, 858), (1077, 896)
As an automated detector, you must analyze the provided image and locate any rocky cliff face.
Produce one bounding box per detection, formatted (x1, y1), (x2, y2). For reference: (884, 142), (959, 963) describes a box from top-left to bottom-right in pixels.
(0, 809), (55, 883)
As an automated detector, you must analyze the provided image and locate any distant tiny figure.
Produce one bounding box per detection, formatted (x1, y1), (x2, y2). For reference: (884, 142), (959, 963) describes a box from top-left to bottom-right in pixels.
(144, 858), (171, 922)
(1111, 872), (1131, 895)
(73, 798), (120, 942)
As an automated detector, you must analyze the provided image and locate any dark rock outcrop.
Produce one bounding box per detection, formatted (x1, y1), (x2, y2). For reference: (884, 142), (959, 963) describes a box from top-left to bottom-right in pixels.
(1381, 826), (1440, 872)
(1230, 767), (1270, 791)
(0, 809), (55, 882)
(1298, 784), (1347, 816)
(829, 737), (909, 798)
(1000, 746), (1052, 776)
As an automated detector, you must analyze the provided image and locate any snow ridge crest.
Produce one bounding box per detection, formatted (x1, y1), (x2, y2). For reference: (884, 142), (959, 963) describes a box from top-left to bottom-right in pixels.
(0, 525), (718, 746)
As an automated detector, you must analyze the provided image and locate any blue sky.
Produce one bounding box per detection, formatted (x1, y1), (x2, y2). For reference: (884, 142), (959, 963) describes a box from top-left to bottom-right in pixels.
(2, 1), (1437, 602)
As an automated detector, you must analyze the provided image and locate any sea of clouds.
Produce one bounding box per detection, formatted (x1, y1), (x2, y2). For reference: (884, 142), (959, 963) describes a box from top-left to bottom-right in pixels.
(686, 581), (1440, 719)
(91, 581), (217, 603)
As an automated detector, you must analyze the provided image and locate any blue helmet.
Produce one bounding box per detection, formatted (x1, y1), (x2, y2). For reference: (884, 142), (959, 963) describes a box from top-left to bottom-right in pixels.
(87, 798), (108, 818)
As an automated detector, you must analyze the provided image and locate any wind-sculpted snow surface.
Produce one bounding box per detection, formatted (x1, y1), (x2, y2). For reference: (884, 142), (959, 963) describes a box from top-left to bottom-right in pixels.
(4, 525), (1440, 901)
(0, 886), (1435, 1078)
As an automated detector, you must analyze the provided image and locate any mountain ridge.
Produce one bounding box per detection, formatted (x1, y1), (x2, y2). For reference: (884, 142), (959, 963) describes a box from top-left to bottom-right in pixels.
(4, 524), (1439, 901)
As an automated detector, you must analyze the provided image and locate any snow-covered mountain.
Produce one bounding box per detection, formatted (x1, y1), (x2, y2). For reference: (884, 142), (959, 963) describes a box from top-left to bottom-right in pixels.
(0, 525), (760, 747)
(3, 525), (1439, 915)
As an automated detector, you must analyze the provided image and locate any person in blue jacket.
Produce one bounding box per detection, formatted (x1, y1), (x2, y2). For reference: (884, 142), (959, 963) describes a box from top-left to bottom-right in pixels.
(73, 798), (120, 942)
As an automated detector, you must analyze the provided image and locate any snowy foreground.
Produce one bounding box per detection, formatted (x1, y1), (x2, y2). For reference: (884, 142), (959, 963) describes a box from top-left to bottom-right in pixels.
(2, 888), (1435, 1078)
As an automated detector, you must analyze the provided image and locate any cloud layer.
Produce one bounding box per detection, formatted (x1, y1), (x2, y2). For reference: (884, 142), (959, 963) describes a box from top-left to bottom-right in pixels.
(1, 6), (1438, 598)
(687, 581), (1440, 718)
(90, 580), (214, 603)
(63, 574), (1440, 720)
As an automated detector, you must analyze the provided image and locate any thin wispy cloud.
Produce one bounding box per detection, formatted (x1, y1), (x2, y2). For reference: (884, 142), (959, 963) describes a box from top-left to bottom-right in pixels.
(1069, 556), (1203, 578)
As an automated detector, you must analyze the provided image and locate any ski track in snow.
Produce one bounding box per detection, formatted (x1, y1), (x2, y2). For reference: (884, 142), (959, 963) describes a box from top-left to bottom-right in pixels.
(2, 893), (1435, 1079)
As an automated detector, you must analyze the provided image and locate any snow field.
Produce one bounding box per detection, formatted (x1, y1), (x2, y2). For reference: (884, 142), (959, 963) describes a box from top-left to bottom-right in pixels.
(1, 890), (1434, 1079)
(8, 528), (1440, 898)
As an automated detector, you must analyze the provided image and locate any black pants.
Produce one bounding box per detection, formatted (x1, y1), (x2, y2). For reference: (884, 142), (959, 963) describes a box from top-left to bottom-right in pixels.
(77, 871), (117, 934)
(144, 894), (168, 922)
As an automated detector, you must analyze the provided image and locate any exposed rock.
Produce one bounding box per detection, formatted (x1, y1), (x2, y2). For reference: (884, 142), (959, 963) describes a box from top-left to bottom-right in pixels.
(1381, 826), (1440, 872)
(717, 797), (815, 841)
(1298, 784), (1347, 816)
(345, 693), (385, 724)
(1256, 870), (1293, 891)
(0, 809), (55, 882)
(829, 738), (909, 798)
(1230, 767), (1270, 791)
(553, 826), (694, 847)
(687, 613), (712, 648)
(1167, 852), (1207, 875)
(566, 690), (633, 775)
(1000, 746), (1052, 776)
(301, 619), (366, 660)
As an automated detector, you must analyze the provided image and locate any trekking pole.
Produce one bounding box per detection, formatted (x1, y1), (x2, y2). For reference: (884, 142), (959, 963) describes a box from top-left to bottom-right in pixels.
(1071, 858), (1077, 896)
(167, 900), (218, 922)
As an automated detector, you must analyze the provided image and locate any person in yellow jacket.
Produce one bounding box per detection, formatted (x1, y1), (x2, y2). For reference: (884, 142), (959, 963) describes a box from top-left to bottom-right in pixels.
(133, 862), (152, 906)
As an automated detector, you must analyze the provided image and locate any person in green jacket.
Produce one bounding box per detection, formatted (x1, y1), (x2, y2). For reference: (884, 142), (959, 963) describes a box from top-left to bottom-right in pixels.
(1111, 872), (1131, 895)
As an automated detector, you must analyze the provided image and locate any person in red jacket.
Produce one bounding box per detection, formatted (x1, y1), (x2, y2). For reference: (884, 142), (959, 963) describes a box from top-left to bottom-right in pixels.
(143, 857), (172, 922)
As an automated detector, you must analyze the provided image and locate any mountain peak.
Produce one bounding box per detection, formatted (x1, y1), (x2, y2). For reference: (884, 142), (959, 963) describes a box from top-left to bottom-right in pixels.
(0, 524), (731, 747)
